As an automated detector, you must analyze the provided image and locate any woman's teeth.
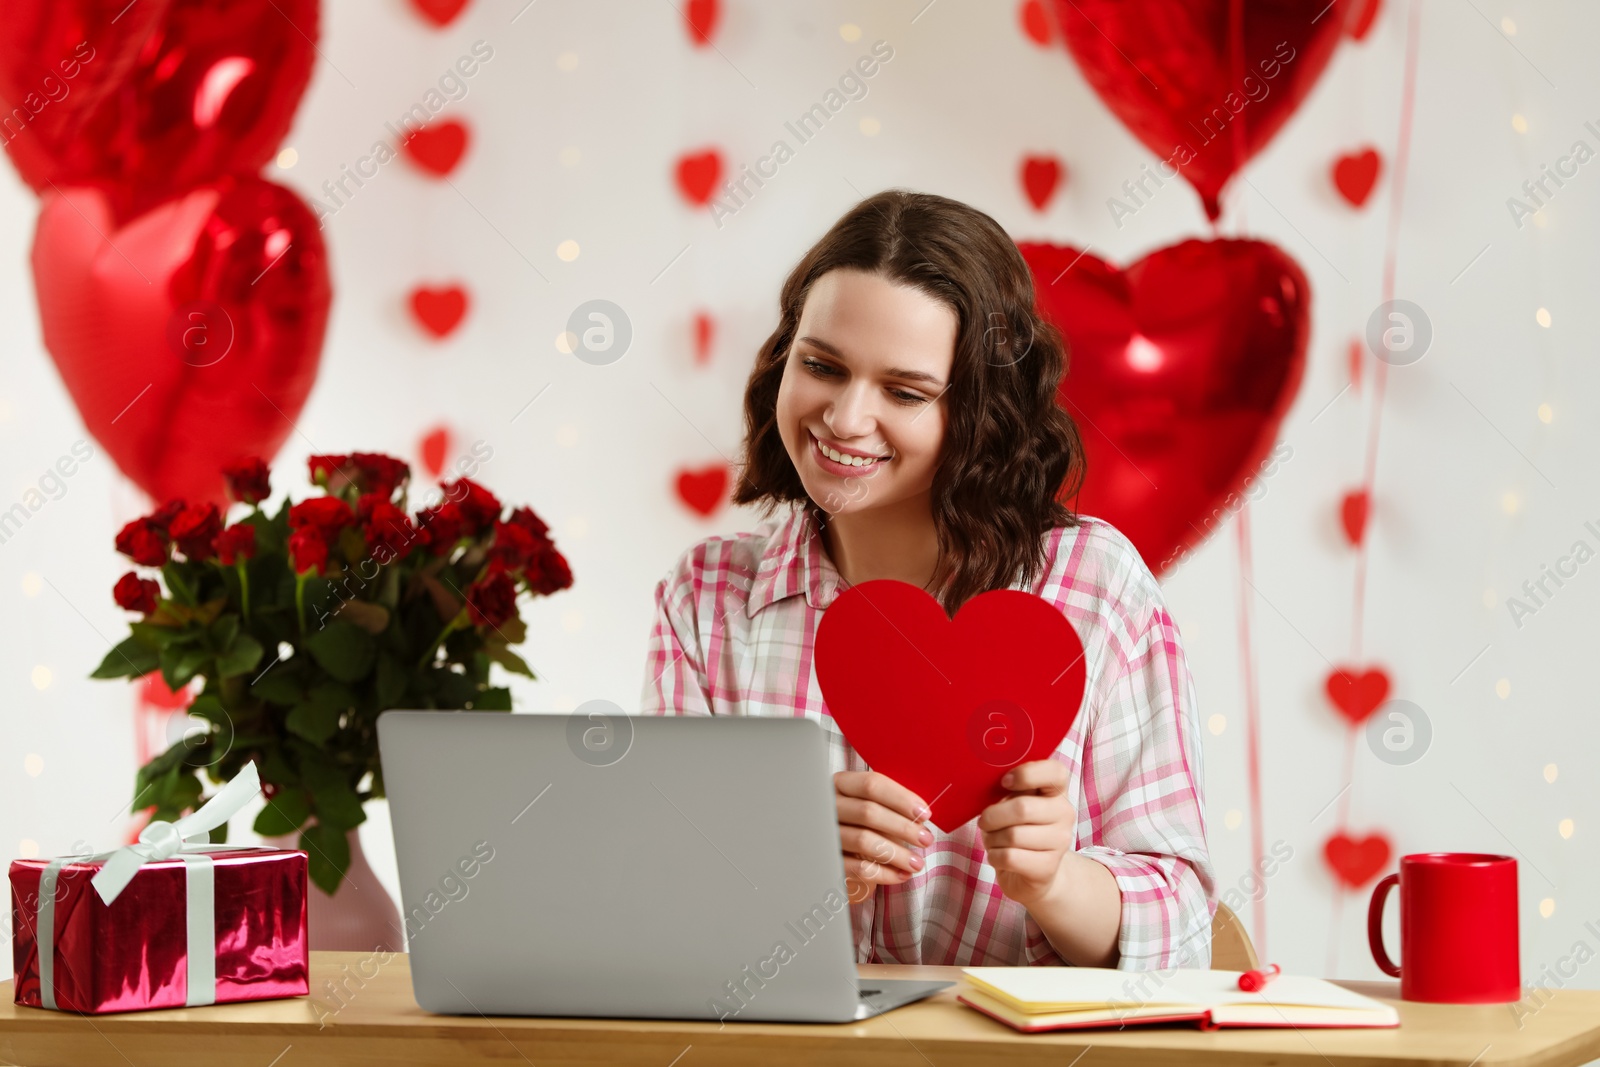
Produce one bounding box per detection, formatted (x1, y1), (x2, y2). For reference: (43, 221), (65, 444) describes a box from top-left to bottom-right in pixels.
(818, 438), (886, 466)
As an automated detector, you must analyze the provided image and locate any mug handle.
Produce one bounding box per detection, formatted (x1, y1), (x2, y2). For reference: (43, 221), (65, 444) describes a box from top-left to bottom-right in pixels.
(1367, 872), (1402, 977)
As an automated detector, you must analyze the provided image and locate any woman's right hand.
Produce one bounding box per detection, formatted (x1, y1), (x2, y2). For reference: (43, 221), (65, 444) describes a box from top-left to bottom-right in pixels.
(833, 770), (935, 901)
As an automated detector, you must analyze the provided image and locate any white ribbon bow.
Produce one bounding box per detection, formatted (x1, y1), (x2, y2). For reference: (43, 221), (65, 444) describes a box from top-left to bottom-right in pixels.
(38, 760), (266, 1010)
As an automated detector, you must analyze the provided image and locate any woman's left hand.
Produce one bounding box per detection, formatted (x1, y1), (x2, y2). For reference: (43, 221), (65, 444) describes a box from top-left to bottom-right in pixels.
(977, 758), (1076, 908)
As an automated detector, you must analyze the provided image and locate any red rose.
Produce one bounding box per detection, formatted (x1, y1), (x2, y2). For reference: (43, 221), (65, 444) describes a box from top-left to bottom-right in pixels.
(221, 457), (271, 505)
(443, 477), (501, 534)
(351, 452), (411, 500)
(288, 528), (331, 575)
(149, 498), (187, 530)
(487, 520), (538, 572)
(466, 569), (517, 629)
(113, 571), (160, 613)
(115, 518), (169, 567)
(528, 546), (573, 596)
(358, 493), (415, 560)
(507, 506), (551, 542)
(308, 454), (352, 491)
(415, 502), (465, 555)
(288, 496), (355, 536)
(216, 524), (257, 566)
(168, 502), (223, 561)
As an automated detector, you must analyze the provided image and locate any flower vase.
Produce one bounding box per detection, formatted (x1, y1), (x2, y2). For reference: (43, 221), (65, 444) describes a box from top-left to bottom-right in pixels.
(265, 826), (403, 954)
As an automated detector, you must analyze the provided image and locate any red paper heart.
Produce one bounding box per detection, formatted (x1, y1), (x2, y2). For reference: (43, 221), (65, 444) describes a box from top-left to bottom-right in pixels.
(815, 579), (1087, 832)
(2, 0), (318, 223)
(685, 0), (720, 46)
(403, 120), (470, 176)
(693, 310), (715, 365)
(1339, 489), (1370, 546)
(1348, 335), (1364, 390)
(32, 178), (330, 506)
(1333, 148), (1382, 207)
(1021, 239), (1309, 576)
(1020, 154), (1065, 211)
(1052, 0), (1346, 220)
(675, 463), (728, 516)
(410, 0), (470, 27)
(1324, 667), (1391, 725)
(409, 284), (469, 338)
(675, 149), (724, 206)
(1346, 0), (1382, 40)
(1324, 831), (1392, 888)
(419, 426), (453, 479)
(1018, 0), (1053, 45)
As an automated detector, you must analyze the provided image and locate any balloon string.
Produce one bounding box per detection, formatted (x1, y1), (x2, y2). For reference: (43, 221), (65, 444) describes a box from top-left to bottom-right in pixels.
(1235, 506), (1267, 959)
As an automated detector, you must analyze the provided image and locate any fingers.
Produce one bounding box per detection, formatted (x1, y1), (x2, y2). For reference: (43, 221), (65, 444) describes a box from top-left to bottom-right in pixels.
(837, 795), (931, 854)
(977, 821), (1069, 852)
(834, 770), (931, 824)
(840, 824), (924, 875)
(978, 792), (1076, 833)
(843, 853), (909, 900)
(1000, 759), (1068, 796)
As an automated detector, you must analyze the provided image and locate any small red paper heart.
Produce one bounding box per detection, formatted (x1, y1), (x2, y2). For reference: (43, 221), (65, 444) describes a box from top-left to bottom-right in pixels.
(1018, 0), (1053, 45)
(1324, 831), (1391, 888)
(1346, 0), (1382, 40)
(815, 579), (1087, 832)
(1020, 155), (1065, 211)
(409, 284), (469, 338)
(675, 149), (724, 206)
(675, 463), (729, 516)
(1348, 335), (1364, 390)
(693, 311), (715, 365)
(1325, 666), (1391, 725)
(1340, 489), (1370, 546)
(402, 120), (470, 177)
(685, 0), (720, 46)
(410, 0), (470, 27)
(1333, 148), (1382, 208)
(419, 425), (453, 478)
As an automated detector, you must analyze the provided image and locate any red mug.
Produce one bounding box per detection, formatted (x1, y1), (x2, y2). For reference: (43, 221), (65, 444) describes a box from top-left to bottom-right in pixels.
(1367, 852), (1520, 1003)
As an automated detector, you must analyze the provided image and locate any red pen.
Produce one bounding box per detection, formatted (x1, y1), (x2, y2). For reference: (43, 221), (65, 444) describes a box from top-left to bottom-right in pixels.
(1237, 964), (1281, 992)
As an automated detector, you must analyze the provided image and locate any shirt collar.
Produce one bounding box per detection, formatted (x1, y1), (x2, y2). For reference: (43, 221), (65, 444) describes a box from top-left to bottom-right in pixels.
(745, 503), (843, 617)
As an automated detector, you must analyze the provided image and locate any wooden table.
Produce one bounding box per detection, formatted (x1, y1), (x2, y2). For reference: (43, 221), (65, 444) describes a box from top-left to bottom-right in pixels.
(5, 951), (1600, 1066)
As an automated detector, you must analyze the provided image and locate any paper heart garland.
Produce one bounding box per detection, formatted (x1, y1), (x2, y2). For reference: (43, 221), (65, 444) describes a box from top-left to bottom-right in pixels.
(1020, 155), (1064, 211)
(1018, 0), (1054, 46)
(419, 426), (453, 479)
(1324, 666), (1391, 725)
(409, 283), (469, 338)
(815, 579), (1087, 832)
(675, 148), (724, 206)
(1340, 489), (1371, 546)
(3, 0), (319, 224)
(675, 463), (728, 516)
(402, 119), (470, 177)
(1052, 0), (1347, 220)
(693, 311), (715, 365)
(32, 177), (330, 506)
(1333, 148), (1382, 207)
(1324, 831), (1392, 888)
(410, 0), (471, 27)
(1020, 239), (1309, 576)
(684, 0), (721, 46)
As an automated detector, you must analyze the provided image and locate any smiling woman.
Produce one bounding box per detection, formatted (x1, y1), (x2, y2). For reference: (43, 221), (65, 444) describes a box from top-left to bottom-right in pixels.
(641, 189), (1215, 974)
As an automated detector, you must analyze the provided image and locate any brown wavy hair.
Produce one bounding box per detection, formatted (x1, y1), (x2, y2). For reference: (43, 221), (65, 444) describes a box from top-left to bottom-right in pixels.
(731, 188), (1086, 617)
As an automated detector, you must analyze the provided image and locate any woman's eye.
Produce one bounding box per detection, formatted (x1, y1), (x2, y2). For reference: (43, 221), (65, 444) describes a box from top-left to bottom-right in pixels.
(804, 356), (927, 404)
(802, 357), (838, 376)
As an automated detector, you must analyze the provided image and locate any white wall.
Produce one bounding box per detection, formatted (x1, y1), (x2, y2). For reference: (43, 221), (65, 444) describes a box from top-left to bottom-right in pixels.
(4, 0), (1597, 995)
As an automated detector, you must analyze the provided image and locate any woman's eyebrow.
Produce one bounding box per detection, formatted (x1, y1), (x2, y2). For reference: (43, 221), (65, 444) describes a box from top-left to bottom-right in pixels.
(797, 335), (945, 387)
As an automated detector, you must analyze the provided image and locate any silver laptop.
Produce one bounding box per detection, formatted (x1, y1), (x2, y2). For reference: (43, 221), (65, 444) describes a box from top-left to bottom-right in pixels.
(376, 709), (953, 1023)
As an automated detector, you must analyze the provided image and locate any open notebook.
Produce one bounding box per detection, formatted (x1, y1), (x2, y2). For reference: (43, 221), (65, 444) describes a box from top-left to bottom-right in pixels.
(958, 966), (1400, 1033)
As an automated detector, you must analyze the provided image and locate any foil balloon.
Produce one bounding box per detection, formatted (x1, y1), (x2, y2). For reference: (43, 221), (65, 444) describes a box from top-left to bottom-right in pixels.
(1020, 239), (1309, 576)
(1052, 0), (1347, 220)
(3, 0), (317, 223)
(0, 0), (174, 193)
(32, 176), (330, 506)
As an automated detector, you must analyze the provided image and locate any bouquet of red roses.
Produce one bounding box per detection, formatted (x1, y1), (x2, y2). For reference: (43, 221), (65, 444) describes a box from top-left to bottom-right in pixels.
(94, 450), (571, 893)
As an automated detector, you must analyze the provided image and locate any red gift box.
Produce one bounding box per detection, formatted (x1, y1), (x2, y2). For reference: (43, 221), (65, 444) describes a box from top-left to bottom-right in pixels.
(9, 763), (309, 1014)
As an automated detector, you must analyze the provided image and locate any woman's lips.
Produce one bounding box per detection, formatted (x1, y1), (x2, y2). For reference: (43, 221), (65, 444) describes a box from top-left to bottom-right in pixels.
(810, 430), (889, 476)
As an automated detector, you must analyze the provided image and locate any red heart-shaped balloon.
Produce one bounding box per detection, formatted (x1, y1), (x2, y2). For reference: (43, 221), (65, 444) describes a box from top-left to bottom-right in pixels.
(1020, 154), (1064, 211)
(1021, 239), (1309, 576)
(675, 148), (724, 206)
(403, 119), (470, 177)
(409, 283), (469, 338)
(32, 177), (330, 507)
(1324, 666), (1391, 725)
(1052, 0), (1347, 220)
(675, 463), (728, 516)
(410, 0), (470, 27)
(1346, 0), (1382, 40)
(1323, 831), (1391, 888)
(1333, 147), (1382, 207)
(4, 0), (319, 224)
(816, 579), (1087, 832)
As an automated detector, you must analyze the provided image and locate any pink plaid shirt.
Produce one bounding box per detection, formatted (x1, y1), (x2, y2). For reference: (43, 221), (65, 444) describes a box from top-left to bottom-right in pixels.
(640, 503), (1215, 970)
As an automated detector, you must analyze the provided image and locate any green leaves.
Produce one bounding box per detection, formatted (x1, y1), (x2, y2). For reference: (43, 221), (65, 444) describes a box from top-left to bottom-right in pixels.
(254, 788), (311, 836)
(300, 822), (350, 896)
(91, 636), (160, 679)
(304, 620), (376, 683)
(285, 682), (356, 744)
(216, 633), (264, 678)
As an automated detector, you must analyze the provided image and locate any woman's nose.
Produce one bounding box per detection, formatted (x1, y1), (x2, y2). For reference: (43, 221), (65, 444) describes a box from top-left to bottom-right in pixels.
(825, 382), (876, 438)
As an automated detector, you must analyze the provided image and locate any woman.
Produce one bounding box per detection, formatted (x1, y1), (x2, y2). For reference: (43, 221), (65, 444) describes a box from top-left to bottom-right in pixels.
(641, 189), (1214, 971)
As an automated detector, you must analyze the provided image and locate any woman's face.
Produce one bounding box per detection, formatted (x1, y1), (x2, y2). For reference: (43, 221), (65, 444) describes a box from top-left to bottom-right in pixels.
(774, 269), (956, 518)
